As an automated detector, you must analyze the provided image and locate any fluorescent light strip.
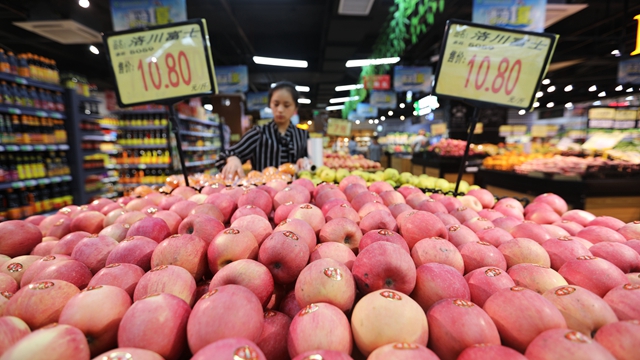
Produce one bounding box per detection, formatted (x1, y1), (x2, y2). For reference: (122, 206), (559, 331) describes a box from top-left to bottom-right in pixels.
(335, 84), (364, 91)
(326, 105), (345, 111)
(345, 57), (400, 67)
(296, 86), (310, 92)
(298, 98), (311, 104)
(329, 96), (359, 104)
(253, 56), (308, 68)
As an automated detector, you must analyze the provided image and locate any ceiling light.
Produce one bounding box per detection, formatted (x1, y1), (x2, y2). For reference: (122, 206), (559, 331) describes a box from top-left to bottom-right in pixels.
(380, 116), (385, 120)
(368, 119), (374, 124)
(89, 45), (99, 55)
(253, 56), (308, 68)
(589, 85), (597, 92)
(542, 79), (550, 85)
(79, 0), (90, 8)
(536, 91), (543, 98)
(400, 117), (405, 121)
(413, 111), (418, 116)
(612, 49), (621, 57)
(307, 120), (312, 125)
(626, 96), (634, 101)
(355, 120), (360, 124)
(346, 57), (401, 67)
(400, 115), (405, 120)
(547, 102), (555, 108)
(296, 86), (310, 92)
(564, 85), (573, 92)
(533, 102), (540, 108)
(598, 91), (606, 97)
(325, 105), (345, 111)
(329, 96), (359, 103)
(593, 101), (602, 105)
(374, 119), (379, 124)
(518, 109), (526, 115)
(547, 86), (556, 93)
(627, 88), (634, 92)
(399, 103), (405, 109)
(616, 85), (624, 91)
(298, 98), (311, 104)
(335, 84), (364, 91)
(388, 111), (393, 116)
(203, 104), (213, 111)
(565, 102), (573, 108)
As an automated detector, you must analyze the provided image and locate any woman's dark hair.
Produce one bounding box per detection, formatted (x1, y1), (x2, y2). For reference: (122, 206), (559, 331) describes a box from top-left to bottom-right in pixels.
(268, 81), (299, 106)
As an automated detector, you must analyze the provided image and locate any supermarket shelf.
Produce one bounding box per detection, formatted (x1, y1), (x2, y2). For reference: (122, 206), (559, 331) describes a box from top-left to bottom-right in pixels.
(121, 182), (165, 187)
(85, 188), (105, 198)
(82, 149), (103, 156)
(182, 146), (220, 152)
(115, 163), (170, 169)
(0, 143), (69, 152)
(185, 159), (216, 167)
(0, 104), (66, 119)
(104, 149), (120, 155)
(83, 167), (110, 176)
(111, 109), (168, 115)
(83, 135), (117, 142)
(103, 192), (119, 199)
(0, 72), (64, 92)
(178, 114), (218, 126)
(0, 175), (72, 191)
(180, 131), (215, 137)
(100, 124), (119, 130)
(77, 95), (101, 103)
(81, 113), (102, 120)
(102, 176), (119, 183)
(119, 126), (167, 131)
(119, 144), (169, 149)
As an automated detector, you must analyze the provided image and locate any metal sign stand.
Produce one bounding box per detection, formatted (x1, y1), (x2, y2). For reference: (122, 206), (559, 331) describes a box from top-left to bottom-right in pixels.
(166, 104), (190, 187)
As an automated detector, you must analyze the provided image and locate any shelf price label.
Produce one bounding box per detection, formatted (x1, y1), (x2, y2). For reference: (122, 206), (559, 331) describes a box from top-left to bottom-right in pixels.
(326, 118), (352, 137)
(104, 19), (217, 107)
(434, 20), (558, 110)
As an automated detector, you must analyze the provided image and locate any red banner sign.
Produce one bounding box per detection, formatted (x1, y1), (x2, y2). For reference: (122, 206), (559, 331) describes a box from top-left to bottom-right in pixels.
(363, 75), (391, 90)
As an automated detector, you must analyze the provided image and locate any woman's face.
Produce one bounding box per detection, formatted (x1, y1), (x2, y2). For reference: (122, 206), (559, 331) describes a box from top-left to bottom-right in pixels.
(270, 88), (297, 126)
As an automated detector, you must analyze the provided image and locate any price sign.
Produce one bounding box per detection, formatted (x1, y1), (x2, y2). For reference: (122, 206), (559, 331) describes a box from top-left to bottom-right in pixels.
(104, 19), (217, 107)
(474, 122), (483, 134)
(512, 125), (527, 136)
(499, 125), (512, 137)
(582, 132), (627, 151)
(431, 123), (447, 135)
(433, 20), (558, 110)
(531, 125), (548, 137)
(326, 118), (352, 137)
(588, 107), (616, 120)
(615, 109), (638, 121)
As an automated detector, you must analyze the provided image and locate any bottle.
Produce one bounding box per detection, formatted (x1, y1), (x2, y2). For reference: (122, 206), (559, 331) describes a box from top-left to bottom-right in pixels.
(0, 49), (10, 73)
(52, 59), (60, 84)
(17, 54), (29, 78)
(54, 92), (65, 112)
(11, 83), (24, 106)
(0, 190), (7, 221)
(39, 184), (51, 212)
(11, 115), (22, 144)
(6, 188), (22, 220)
(6, 51), (17, 75)
(7, 155), (18, 181)
(23, 86), (33, 108)
(1, 81), (12, 105)
(0, 114), (6, 143)
(30, 87), (42, 109)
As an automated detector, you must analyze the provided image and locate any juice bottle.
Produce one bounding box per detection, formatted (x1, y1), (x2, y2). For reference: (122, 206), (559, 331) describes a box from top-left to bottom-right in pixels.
(6, 51), (17, 75)
(0, 49), (10, 73)
(0, 81), (12, 105)
(11, 83), (24, 106)
(17, 54), (30, 78)
(6, 188), (22, 220)
(30, 87), (42, 109)
(23, 86), (34, 107)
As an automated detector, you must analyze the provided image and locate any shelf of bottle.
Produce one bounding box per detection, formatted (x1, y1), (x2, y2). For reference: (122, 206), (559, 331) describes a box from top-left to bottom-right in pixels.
(83, 167), (113, 176)
(121, 182), (165, 187)
(0, 104), (66, 119)
(178, 114), (219, 127)
(119, 126), (167, 131)
(103, 191), (119, 199)
(82, 135), (117, 142)
(101, 176), (119, 183)
(0, 175), (72, 191)
(180, 131), (215, 138)
(115, 163), (171, 169)
(185, 159), (216, 167)
(85, 188), (105, 198)
(82, 149), (104, 157)
(0, 72), (64, 92)
(118, 144), (169, 149)
(0, 143), (69, 152)
(77, 95), (101, 103)
(100, 124), (118, 130)
(182, 146), (219, 152)
(111, 109), (168, 115)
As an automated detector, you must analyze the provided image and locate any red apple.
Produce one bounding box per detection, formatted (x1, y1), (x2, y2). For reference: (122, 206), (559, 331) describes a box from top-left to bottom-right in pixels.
(0, 273), (17, 294)
(603, 284), (640, 321)
(28, 259), (93, 290)
(317, 188), (349, 208)
(411, 263), (470, 312)
(256, 310), (291, 360)
(191, 338), (266, 360)
(319, 217), (363, 252)
(457, 344), (527, 360)
(209, 259), (274, 308)
(325, 203), (360, 224)
(478, 208), (505, 221)
(273, 201), (297, 224)
(124, 198), (156, 212)
(0, 220), (42, 257)
(467, 188), (496, 209)
(30, 241), (58, 256)
(498, 237), (550, 268)
(359, 229), (409, 254)
(492, 216), (522, 232)
(171, 185), (198, 200)
(126, 217), (171, 243)
(279, 290), (301, 319)
(106, 236), (158, 271)
(397, 210), (448, 249)
(577, 226), (626, 244)
(433, 211), (461, 227)
(561, 210), (595, 226)
(152, 210), (183, 234)
(230, 205), (269, 223)
(258, 230), (310, 285)
(352, 241), (416, 295)
(51, 231), (91, 255)
(558, 256), (628, 297)
(464, 267), (515, 307)
(291, 178), (314, 194)
(397, 185), (422, 199)
(133, 264), (197, 306)
(275, 218), (317, 254)
(310, 242), (357, 270)
(231, 214), (273, 245)
(618, 220), (640, 240)
(405, 192), (429, 209)
(446, 224), (480, 248)
(89, 263), (145, 297)
(208, 228), (258, 274)
(475, 227), (513, 247)
(553, 220), (585, 236)
(177, 214), (225, 246)
(287, 303), (352, 357)
(589, 242), (640, 273)
(541, 224), (571, 238)
(19, 254), (72, 287)
(44, 216), (72, 239)
(273, 184), (310, 209)
(114, 210), (146, 227)
(438, 196), (464, 213)
(0, 315), (30, 356)
(71, 234), (118, 274)
(587, 216), (626, 230)
(38, 213), (69, 235)
(509, 221), (551, 244)
(0, 255), (42, 285)
(378, 190), (406, 207)
(524, 329), (615, 360)
(103, 209), (127, 227)
(158, 195), (184, 210)
(339, 175), (367, 192)
(0, 323), (90, 360)
(533, 193), (568, 215)
(463, 217), (495, 233)
(320, 198), (350, 216)
(151, 234), (208, 279)
(357, 201), (390, 219)
(295, 258), (355, 312)
(594, 320), (640, 360)
(541, 236), (593, 271)
(459, 241), (507, 274)
(99, 223), (130, 242)
(411, 237), (465, 274)
(288, 203), (325, 234)
(507, 263), (567, 294)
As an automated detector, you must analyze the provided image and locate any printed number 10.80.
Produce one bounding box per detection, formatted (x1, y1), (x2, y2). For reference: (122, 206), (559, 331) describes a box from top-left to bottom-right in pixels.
(464, 55), (522, 96)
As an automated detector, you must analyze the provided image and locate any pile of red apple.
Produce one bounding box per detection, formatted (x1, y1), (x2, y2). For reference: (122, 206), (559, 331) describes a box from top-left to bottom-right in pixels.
(0, 177), (639, 360)
(323, 153), (382, 171)
(428, 139), (485, 157)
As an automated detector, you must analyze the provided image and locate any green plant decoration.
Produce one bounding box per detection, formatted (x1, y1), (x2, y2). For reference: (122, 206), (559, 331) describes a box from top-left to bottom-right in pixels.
(342, 0), (446, 118)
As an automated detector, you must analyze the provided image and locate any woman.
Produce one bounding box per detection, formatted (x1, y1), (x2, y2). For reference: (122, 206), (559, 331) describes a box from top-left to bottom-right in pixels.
(216, 81), (309, 178)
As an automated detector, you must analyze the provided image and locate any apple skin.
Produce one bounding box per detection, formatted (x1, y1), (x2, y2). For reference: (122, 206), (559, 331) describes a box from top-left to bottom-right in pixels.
(433, 211), (461, 227)
(28, 259), (93, 290)
(603, 284), (640, 321)
(58, 204), (81, 217)
(411, 237), (465, 274)
(152, 210), (183, 234)
(30, 241), (59, 256)
(438, 196), (464, 213)
(71, 234), (118, 274)
(464, 267), (516, 307)
(114, 211), (147, 227)
(230, 205), (269, 223)
(44, 216), (72, 239)
(467, 188), (496, 209)
(51, 231), (91, 256)
(273, 201), (297, 224)
(38, 213), (70, 236)
(191, 338), (266, 360)
(200, 183), (224, 195)
(416, 198), (448, 214)
(351, 191), (383, 212)
(88, 263), (145, 298)
(273, 184), (310, 209)
(541, 224), (571, 238)
(151, 234), (208, 279)
(498, 237), (551, 268)
(405, 192), (429, 209)
(325, 203), (360, 224)
(593, 320), (640, 360)
(357, 201), (390, 219)
(295, 258), (355, 312)
(352, 241), (416, 295)
(258, 230), (310, 285)
(351, 289), (429, 356)
(411, 263), (470, 313)
(388, 203), (413, 219)
(319, 217), (363, 252)
(576, 225), (627, 244)
(70, 210), (106, 234)
(397, 210), (448, 249)
(158, 195), (184, 210)
(483, 286), (568, 353)
(359, 229), (409, 254)
(106, 236), (158, 271)
(447, 224), (480, 248)
(279, 290), (302, 319)
(103, 209), (127, 227)
(0, 315), (31, 356)
(507, 263), (568, 295)
(59, 284), (132, 356)
(0, 323), (90, 360)
(231, 214), (273, 245)
(171, 185), (199, 200)
(475, 227), (513, 247)
(0, 220), (42, 257)
(207, 228), (258, 274)
(187, 284), (264, 354)
(287, 302), (353, 358)
(317, 188), (349, 209)
(562, 209), (596, 226)
(626, 272), (640, 285)
(558, 256), (628, 297)
(19, 254), (72, 287)
(368, 342), (440, 360)
(524, 328), (616, 360)
(360, 209), (398, 233)
(589, 242), (640, 273)
(126, 217), (172, 243)
(203, 193), (237, 223)
(458, 344), (529, 360)
(541, 236), (593, 271)
(4, 279), (80, 329)
(427, 298), (501, 360)
(379, 190), (406, 206)
(0, 273), (18, 293)
(463, 217), (495, 233)
(587, 216), (626, 230)
(459, 241), (507, 274)
(0, 255), (42, 285)
(256, 310), (291, 360)
(209, 259), (274, 308)
(310, 242), (357, 270)
(98, 223), (130, 242)
(275, 218), (317, 254)
(288, 203), (325, 234)
(133, 264), (197, 307)
(118, 292), (191, 360)
(124, 198), (156, 212)
(618, 220), (640, 240)
(339, 175), (367, 192)
(178, 214), (225, 246)
(95, 347), (163, 359)
(291, 178), (315, 194)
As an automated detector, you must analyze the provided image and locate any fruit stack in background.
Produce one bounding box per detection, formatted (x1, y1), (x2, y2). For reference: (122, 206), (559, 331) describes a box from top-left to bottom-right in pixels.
(0, 177), (639, 359)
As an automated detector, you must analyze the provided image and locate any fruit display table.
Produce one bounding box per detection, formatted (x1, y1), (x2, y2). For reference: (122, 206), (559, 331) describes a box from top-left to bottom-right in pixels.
(411, 151), (484, 185)
(475, 169), (640, 222)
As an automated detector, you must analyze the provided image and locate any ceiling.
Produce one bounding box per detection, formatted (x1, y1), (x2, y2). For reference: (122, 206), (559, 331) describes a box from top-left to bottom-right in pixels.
(0, 0), (639, 119)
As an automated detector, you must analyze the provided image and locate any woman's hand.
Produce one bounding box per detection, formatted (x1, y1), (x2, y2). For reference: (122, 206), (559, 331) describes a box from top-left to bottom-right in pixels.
(296, 157), (308, 171)
(221, 156), (244, 179)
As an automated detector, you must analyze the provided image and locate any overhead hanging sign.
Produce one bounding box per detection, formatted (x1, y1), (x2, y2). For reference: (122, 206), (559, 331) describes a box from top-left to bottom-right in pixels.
(618, 57), (640, 84)
(104, 19), (217, 107)
(393, 66), (433, 92)
(247, 92), (269, 111)
(433, 20), (558, 110)
(370, 90), (397, 109)
(111, 0), (187, 32)
(356, 103), (378, 118)
(216, 65), (249, 93)
(363, 75), (391, 90)
(472, 0), (547, 33)
(326, 118), (352, 137)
